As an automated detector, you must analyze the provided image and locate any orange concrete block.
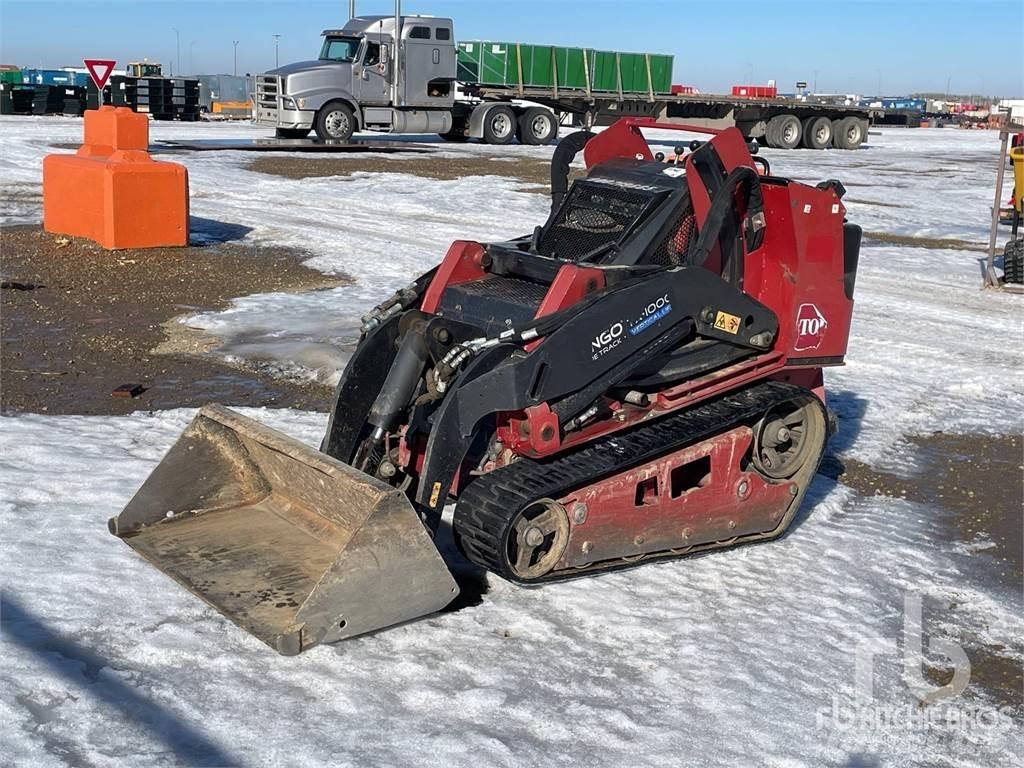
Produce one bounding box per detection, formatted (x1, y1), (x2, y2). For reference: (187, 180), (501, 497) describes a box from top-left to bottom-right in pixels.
(83, 104), (149, 151)
(43, 106), (189, 249)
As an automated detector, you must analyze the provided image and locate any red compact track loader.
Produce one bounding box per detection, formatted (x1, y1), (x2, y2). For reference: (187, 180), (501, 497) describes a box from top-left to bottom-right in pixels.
(109, 119), (860, 654)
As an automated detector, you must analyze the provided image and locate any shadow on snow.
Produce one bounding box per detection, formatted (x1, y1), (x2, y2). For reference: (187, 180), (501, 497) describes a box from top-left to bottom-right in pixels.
(1, 593), (237, 767)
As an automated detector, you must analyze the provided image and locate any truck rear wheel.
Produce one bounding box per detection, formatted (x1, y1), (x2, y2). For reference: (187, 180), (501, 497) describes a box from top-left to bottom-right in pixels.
(767, 114), (802, 149)
(483, 105), (516, 145)
(833, 117), (867, 150)
(801, 116), (832, 149)
(315, 101), (356, 142)
(517, 107), (557, 145)
(275, 128), (310, 139)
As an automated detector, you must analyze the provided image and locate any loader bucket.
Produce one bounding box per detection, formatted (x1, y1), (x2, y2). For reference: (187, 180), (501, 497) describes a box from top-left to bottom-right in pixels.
(108, 404), (458, 655)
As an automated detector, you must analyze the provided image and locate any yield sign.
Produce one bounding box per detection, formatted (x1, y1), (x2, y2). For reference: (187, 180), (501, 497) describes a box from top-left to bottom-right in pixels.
(84, 59), (117, 90)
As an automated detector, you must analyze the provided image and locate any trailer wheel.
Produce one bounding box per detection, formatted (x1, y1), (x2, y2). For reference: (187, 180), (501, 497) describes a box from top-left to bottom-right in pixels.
(767, 114), (802, 149)
(801, 116), (832, 149)
(833, 117), (867, 150)
(314, 101), (356, 141)
(517, 107), (557, 145)
(275, 127), (310, 139)
(482, 105), (517, 145)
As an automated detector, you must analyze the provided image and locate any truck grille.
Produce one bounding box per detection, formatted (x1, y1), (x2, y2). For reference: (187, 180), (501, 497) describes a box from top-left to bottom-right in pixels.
(254, 75), (280, 125)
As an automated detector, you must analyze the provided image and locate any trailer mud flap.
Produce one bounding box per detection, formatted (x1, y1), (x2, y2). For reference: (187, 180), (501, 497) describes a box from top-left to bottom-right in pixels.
(108, 405), (458, 655)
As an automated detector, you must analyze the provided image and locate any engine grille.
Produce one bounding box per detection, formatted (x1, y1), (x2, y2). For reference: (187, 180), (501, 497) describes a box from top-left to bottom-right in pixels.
(254, 75), (281, 125)
(538, 180), (658, 262)
(646, 209), (698, 267)
(436, 274), (548, 336)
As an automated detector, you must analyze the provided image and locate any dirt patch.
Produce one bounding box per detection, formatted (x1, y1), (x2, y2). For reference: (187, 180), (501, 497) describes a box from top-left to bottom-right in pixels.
(863, 231), (987, 252)
(830, 432), (1022, 589)
(790, 178), (887, 189)
(870, 166), (951, 176)
(924, 643), (1022, 717)
(249, 154), (561, 189)
(1, 225), (345, 415)
(825, 431), (1022, 714)
(845, 198), (907, 209)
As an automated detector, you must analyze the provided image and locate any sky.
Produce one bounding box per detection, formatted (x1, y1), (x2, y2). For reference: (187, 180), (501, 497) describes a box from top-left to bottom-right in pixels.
(0, 0), (1021, 97)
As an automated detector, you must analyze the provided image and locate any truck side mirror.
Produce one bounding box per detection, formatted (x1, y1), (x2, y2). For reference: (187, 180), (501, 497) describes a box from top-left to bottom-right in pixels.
(380, 46), (390, 66)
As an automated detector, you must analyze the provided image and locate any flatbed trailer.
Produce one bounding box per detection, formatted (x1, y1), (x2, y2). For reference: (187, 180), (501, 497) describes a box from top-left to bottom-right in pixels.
(465, 83), (881, 150)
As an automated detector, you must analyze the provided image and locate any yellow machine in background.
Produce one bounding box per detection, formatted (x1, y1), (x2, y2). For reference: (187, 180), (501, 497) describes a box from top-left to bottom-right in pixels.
(1009, 144), (1023, 223)
(986, 125), (1023, 288)
(127, 61), (163, 78)
(999, 139), (1023, 283)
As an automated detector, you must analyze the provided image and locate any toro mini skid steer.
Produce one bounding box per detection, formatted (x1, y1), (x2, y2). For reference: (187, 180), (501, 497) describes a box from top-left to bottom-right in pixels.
(109, 119), (860, 654)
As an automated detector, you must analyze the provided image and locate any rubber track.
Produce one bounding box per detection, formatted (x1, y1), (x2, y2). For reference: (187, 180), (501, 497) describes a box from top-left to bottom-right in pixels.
(453, 379), (809, 583)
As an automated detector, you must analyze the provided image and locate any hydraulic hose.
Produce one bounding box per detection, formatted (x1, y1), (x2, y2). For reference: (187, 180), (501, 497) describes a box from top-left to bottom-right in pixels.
(687, 165), (766, 267)
(549, 129), (595, 215)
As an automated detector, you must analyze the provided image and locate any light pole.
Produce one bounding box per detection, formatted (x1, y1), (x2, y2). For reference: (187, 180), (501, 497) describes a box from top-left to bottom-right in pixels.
(272, 34), (280, 69)
(173, 27), (180, 76)
(233, 40), (239, 77)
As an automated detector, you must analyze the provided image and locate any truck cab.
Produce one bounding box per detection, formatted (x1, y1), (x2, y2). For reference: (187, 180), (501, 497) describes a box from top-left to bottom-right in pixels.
(254, 14), (456, 140)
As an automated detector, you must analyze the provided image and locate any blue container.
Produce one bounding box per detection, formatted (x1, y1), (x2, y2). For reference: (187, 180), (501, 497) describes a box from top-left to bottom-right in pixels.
(21, 68), (89, 87)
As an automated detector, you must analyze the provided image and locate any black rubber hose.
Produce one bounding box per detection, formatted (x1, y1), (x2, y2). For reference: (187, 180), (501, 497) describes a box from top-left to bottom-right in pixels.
(687, 165), (764, 267)
(549, 129), (595, 215)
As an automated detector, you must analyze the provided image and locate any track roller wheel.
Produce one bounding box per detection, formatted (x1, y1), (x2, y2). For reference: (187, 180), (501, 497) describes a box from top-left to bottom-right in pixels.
(752, 397), (826, 479)
(505, 499), (570, 581)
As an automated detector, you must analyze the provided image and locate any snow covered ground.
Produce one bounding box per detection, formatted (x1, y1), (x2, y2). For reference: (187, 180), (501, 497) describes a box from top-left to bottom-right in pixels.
(2, 117), (1022, 767)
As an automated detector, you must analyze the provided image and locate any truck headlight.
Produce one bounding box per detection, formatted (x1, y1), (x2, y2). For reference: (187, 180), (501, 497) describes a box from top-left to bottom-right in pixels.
(280, 96), (296, 109)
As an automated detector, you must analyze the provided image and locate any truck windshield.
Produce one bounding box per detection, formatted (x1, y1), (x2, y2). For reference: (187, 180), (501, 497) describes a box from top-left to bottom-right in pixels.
(319, 36), (361, 62)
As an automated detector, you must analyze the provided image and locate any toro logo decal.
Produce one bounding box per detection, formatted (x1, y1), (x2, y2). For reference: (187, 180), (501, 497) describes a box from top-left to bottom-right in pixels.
(794, 303), (828, 351)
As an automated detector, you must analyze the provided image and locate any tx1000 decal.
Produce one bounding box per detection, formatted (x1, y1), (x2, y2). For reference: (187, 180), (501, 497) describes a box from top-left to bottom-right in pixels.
(591, 294), (673, 360)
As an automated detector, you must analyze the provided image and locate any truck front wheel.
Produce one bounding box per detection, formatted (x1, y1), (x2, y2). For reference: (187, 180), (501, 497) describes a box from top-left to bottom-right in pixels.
(517, 107), (557, 145)
(483, 105), (517, 145)
(315, 102), (356, 142)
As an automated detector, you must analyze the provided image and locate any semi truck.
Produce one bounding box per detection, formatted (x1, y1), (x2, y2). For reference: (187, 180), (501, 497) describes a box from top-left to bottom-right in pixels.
(254, 11), (879, 150)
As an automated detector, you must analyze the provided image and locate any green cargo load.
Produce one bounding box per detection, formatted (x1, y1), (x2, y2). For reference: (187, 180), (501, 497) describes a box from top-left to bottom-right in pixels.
(457, 41), (672, 96)
(0, 66), (22, 86)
